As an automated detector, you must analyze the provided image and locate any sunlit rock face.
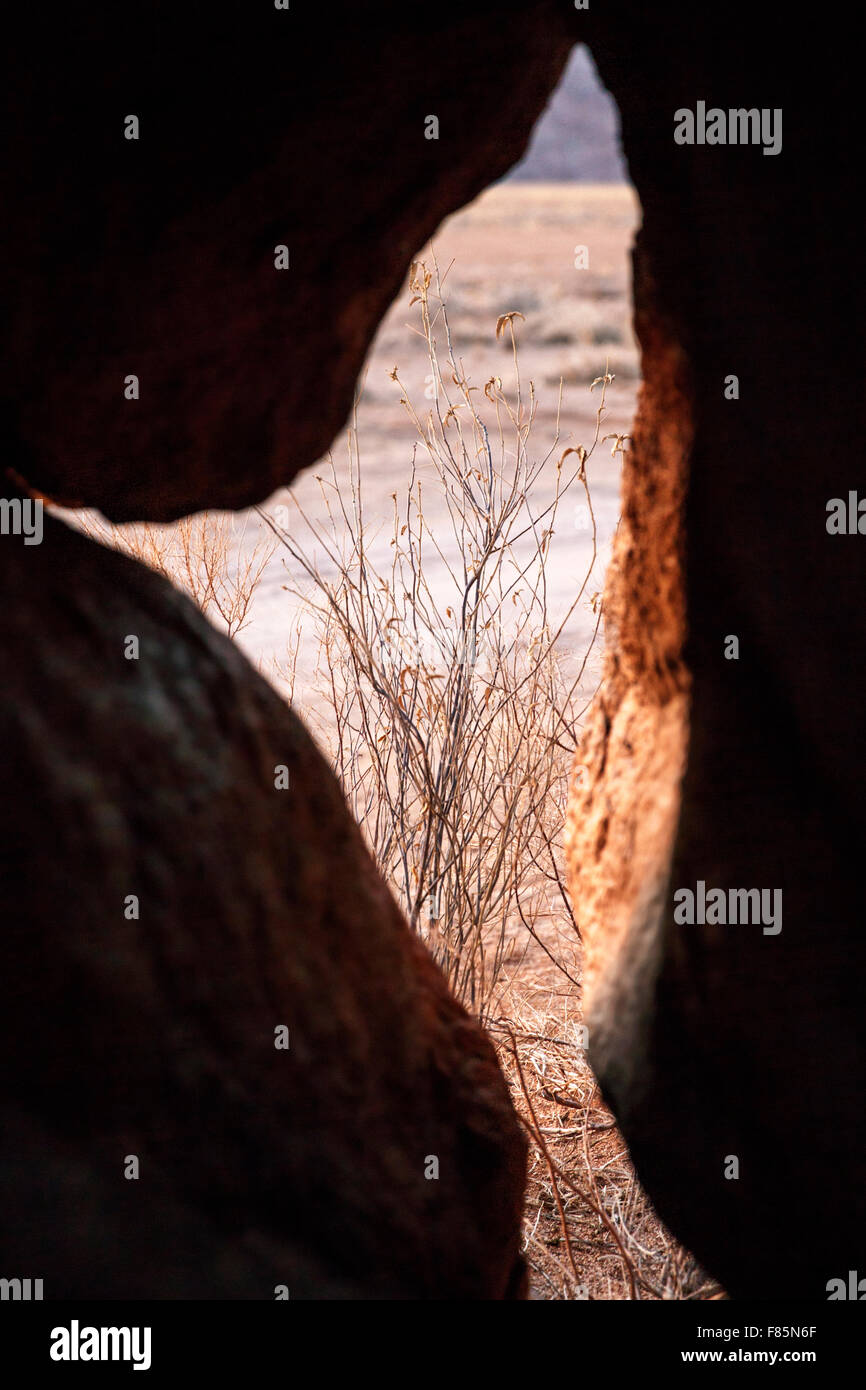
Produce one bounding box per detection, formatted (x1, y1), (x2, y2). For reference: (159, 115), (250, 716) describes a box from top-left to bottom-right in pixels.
(569, 4), (866, 1299)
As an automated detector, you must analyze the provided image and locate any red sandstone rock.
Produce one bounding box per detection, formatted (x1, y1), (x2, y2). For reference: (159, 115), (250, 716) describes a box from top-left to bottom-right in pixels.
(3, 0), (865, 1302)
(0, 508), (527, 1297)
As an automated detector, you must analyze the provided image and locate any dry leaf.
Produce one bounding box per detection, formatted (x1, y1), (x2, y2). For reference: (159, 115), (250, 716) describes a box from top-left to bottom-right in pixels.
(495, 311), (526, 339)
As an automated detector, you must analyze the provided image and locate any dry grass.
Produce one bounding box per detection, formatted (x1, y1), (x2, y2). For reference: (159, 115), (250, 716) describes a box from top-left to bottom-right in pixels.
(71, 509), (275, 641)
(489, 935), (720, 1300)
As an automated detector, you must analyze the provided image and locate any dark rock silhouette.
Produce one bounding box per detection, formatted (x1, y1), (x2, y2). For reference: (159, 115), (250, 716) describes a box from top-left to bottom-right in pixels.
(0, 507), (527, 1298)
(1, 0), (560, 1300)
(0, 5), (575, 523)
(2, 0), (864, 1300)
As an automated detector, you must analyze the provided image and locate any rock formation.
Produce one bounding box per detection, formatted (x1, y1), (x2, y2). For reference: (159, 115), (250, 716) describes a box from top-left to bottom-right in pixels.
(2, 0), (863, 1300)
(568, 4), (866, 1299)
(0, 503), (527, 1298)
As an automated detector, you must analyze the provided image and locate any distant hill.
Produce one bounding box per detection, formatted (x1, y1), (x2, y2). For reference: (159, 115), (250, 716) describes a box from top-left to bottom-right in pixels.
(507, 45), (628, 183)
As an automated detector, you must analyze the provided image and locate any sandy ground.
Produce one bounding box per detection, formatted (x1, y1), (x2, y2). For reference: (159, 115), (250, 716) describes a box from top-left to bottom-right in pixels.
(236, 183), (641, 705)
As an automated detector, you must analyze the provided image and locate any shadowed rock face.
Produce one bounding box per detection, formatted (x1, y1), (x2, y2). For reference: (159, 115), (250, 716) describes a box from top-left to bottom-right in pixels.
(1, 0), (572, 1300)
(1, 3), (575, 522)
(2, 0), (864, 1300)
(0, 509), (527, 1298)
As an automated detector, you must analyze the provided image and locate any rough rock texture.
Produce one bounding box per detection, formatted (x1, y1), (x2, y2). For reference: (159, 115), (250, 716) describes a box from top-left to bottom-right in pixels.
(0, 507), (527, 1298)
(3, 0), (864, 1302)
(567, 6), (866, 1298)
(0, 0), (582, 1300)
(1, 2), (575, 522)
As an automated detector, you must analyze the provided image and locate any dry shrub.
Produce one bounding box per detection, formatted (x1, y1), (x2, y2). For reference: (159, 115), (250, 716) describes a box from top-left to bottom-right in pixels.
(260, 260), (719, 1298)
(260, 261), (618, 1016)
(63, 260), (719, 1299)
(70, 510), (275, 640)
